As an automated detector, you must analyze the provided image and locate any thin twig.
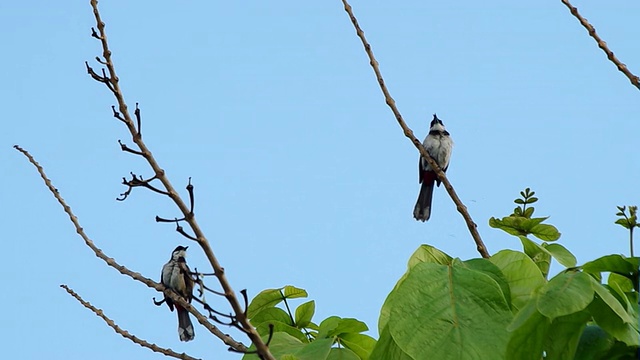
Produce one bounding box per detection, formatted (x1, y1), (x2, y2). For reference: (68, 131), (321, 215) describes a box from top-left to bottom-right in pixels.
(13, 145), (247, 352)
(631, 226), (635, 258)
(560, 0), (639, 90)
(61, 285), (200, 360)
(340, 0), (490, 258)
(88, 1), (274, 358)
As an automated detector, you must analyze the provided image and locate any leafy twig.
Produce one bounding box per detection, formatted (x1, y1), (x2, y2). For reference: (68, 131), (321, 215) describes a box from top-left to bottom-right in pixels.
(615, 205), (638, 257)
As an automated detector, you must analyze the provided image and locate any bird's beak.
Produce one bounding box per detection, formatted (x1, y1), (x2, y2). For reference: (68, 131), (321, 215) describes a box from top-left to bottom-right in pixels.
(185, 246), (189, 250)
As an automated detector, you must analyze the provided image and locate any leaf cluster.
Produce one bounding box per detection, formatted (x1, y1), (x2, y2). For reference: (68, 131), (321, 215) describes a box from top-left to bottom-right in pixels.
(246, 190), (638, 359)
(243, 286), (376, 360)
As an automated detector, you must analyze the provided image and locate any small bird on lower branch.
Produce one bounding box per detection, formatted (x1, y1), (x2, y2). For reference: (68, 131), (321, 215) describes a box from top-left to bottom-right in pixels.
(413, 114), (453, 222)
(161, 245), (195, 341)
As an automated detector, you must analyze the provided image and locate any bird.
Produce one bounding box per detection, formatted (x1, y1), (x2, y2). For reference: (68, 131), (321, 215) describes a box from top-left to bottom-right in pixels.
(413, 114), (453, 221)
(161, 245), (195, 342)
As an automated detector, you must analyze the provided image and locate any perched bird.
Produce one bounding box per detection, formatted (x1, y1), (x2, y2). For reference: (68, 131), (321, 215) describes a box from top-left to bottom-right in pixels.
(413, 114), (453, 221)
(161, 245), (195, 341)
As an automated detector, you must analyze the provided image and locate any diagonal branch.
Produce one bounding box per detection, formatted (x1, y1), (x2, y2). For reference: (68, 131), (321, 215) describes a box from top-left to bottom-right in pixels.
(340, 0), (490, 259)
(87, 1), (274, 357)
(60, 285), (201, 360)
(560, 0), (639, 90)
(13, 145), (247, 353)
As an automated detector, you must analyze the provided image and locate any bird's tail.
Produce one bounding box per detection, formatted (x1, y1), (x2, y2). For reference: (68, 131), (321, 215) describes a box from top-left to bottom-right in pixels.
(177, 306), (195, 342)
(413, 179), (435, 222)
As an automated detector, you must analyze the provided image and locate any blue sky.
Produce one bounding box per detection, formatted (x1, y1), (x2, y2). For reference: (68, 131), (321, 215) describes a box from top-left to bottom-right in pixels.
(2, 1), (638, 359)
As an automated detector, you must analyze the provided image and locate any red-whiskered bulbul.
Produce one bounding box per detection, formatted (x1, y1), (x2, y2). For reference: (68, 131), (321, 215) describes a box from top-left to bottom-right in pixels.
(413, 114), (453, 221)
(161, 246), (195, 342)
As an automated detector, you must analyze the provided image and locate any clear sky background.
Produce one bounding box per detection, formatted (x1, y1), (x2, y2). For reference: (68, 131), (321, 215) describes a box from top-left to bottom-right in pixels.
(2, 1), (638, 359)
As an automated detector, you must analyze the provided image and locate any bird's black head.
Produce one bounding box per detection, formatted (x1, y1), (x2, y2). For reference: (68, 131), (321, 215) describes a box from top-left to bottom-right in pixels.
(171, 246), (189, 260)
(173, 245), (188, 252)
(430, 113), (444, 127)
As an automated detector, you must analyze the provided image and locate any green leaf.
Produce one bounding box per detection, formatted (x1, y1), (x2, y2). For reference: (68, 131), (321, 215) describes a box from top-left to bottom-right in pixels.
(590, 277), (634, 324)
(600, 339), (640, 359)
(283, 285), (309, 299)
(329, 318), (368, 337)
(252, 337), (333, 360)
(506, 298), (550, 360)
(519, 236), (551, 278)
(386, 262), (512, 360)
(256, 320), (308, 343)
(379, 245), (453, 333)
(589, 280), (640, 346)
(529, 223), (561, 241)
(315, 316), (369, 340)
(544, 310), (591, 360)
(537, 271), (593, 319)
(247, 288), (286, 318)
(252, 307), (293, 328)
(294, 338), (333, 360)
(574, 325), (616, 360)
(369, 325), (412, 360)
(463, 258), (512, 309)
(523, 207), (534, 218)
(490, 250), (546, 310)
(490, 216), (544, 236)
(582, 255), (638, 279)
(247, 285), (308, 319)
(340, 333), (377, 360)
(295, 300), (315, 329)
(251, 332), (304, 359)
(326, 347), (360, 360)
(317, 316), (342, 339)
(588, 291), (639, 346)
(608, 273), (634, 296)
(489, 217), (523, 236)
(615, 219), (631, 228)
(542, 243), (577, 267)
(515, 198), (525, 204)
(490, 216), (557, 240)
(407, 244), (453, 268)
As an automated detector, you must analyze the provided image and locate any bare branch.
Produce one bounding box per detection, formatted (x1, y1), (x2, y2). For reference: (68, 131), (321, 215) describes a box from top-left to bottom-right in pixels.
(176, 222), (199, 241)
(340, 0), (490, 259)
(85, 61), (109, 83)
(85, 1), (274, 357)
(60, 285), (201, 360)
(560, 0), (639, 90)
(186, 177), (195, 216)
(111, 105), (126, 123)
(118, 173), (171, 200)
(118, 173), (169, 201)
(14, 145), (248, 352)
(134, 102), (142, 138)
(118, 140), (145, 156)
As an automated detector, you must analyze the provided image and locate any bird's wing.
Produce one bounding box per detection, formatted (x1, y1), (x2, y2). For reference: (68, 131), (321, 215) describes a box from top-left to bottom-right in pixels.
(178, 260), (194, 302)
